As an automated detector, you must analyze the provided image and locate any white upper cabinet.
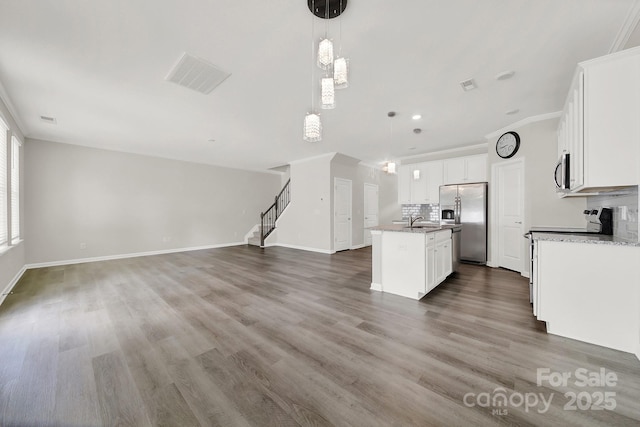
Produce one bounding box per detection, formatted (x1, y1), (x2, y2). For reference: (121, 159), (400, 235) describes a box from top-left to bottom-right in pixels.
(443, 154), (487, 185)
(558, 46), (640, 193)
(423, 161), (444, 204)
(397, 165), (412, 204)
(397, 161), (444, 204)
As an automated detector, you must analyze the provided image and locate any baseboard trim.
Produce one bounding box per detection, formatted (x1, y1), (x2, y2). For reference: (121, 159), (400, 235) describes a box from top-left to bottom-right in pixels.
(0, 265), (28, 307)
(370, 282), (382, 292)
(25, 242), (246, 269)
(351, 244), (367, 250)
(263, 243), (334, 255)
(636, 345), (640, 362)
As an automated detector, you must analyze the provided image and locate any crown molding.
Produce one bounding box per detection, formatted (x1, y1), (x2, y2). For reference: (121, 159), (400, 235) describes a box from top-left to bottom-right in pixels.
(484, 112), (562, 140)
(0, 78), (26, 135)
(609, 0), (640, 53)
(395, 142), (488, 164)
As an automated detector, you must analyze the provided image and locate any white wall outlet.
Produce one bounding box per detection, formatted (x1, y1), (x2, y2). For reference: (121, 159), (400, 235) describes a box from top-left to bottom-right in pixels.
(79, 242), (87, 249)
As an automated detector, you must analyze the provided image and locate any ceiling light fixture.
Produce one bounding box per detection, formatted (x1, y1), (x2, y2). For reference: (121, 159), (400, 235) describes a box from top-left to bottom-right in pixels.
(333, 0), (349, 89)
(505, 108), (520, 115)
(383, 162), (396, 174)
(304, 0), (322, 142)
(496, 70), (515, 81)
(383, 112), (397, 174)
(412, 114), (422, 120)
(303, 0), (348, 141)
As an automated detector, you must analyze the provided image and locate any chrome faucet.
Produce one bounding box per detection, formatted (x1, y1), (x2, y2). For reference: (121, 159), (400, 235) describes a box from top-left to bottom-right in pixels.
(409, 215), (424, 228)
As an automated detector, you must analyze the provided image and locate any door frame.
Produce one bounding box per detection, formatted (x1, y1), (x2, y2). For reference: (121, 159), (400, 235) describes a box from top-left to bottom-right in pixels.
(363, 183), (379, 246)
(489, 157), (526, 275)
(334, 177), (352, 252)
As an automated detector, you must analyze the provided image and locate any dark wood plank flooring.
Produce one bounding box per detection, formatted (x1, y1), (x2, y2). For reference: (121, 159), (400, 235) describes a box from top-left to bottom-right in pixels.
(1, 245), (639, 426)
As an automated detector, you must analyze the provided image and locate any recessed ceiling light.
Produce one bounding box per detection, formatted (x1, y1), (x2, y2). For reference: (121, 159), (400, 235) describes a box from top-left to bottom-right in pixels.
(413, 128), (422, 134)
(460, 79), (477, 91)
(207, 138), (216, 142)
(40, 115), (57, 124)
(408, 146), (417, 151)
(412, 114), (422, 120)
(505, 109), (520, 115)
(496, 70), (515, 81)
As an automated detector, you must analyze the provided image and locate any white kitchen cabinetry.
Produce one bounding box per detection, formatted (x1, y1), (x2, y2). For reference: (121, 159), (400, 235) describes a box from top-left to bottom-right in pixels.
(443, 154), (487, 185)
(434, 230), (452, 285)
(535, 239), (639, 354)
(372, 229), (453, 300)
(557, 46), (640, 193)
(426, 230), (452, 292)
(425, 234), (436, 292)
(397, 165), (412, 204)
(423, 161), (444, 204)
(397, 161), (443, 204)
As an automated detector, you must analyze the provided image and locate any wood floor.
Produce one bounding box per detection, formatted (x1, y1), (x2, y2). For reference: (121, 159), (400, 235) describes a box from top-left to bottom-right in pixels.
(1, 245), (639, 426)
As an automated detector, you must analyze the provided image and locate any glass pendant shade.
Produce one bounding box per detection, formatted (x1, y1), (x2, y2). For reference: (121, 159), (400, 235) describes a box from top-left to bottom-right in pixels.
(321, 77), (335, 109)
(317, 38), (334, 70)
(303, 113), (322, 142)
(386, 162), (396, 174)
(333, 57), (349, 88)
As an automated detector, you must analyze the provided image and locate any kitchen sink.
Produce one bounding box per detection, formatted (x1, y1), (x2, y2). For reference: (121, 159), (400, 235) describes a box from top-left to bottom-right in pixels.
(404, 224), (442, 229)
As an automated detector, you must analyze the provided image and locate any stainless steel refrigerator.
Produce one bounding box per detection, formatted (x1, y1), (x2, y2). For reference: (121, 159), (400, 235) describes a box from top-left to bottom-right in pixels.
(439, 182), (487, 264)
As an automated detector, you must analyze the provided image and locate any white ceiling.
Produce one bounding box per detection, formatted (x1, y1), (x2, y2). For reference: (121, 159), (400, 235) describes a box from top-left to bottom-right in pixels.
(0, 0), (638, 171)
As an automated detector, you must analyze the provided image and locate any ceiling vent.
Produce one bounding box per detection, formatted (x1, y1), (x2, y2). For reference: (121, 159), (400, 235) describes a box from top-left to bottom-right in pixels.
(459, 79), (477, 91)
(165, 53), (231, 95)
(40, 115), (57, 124)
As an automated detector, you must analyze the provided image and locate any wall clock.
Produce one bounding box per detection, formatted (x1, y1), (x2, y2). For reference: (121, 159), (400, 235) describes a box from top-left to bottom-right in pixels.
(496, 131), (520, 159)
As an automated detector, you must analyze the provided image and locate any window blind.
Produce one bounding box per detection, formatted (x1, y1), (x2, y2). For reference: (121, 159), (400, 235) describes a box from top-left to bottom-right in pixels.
(11, 135), (20, 242)
(0, 118), (7, 246)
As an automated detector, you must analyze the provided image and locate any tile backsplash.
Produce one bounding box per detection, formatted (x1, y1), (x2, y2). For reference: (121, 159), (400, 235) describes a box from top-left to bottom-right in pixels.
(587, 186), (638, 241)
(401, 204), (440, 222)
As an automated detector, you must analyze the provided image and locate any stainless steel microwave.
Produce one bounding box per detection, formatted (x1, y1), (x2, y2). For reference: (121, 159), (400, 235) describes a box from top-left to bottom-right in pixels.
(554, 153), (570, 190)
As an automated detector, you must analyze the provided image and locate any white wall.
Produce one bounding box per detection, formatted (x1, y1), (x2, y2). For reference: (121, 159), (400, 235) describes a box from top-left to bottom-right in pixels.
(330, 154), (400, 249)
(273, 152), (400, 253)
(487, 116), (587, 274)
(275, 154), (333, 253)
(25, 139), (281, 264)
(0, 95), (25, 296)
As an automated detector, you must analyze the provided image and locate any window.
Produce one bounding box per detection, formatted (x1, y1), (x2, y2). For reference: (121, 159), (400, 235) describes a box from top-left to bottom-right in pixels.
(11, 135), (20, 243)
(0, 117), (7, 247)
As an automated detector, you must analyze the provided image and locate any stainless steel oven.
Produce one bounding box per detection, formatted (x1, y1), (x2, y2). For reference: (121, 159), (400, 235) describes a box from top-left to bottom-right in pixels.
(554, 153), (570, 190)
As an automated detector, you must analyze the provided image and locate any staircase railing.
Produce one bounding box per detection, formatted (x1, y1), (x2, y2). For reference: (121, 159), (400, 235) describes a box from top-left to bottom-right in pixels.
(260, 179), (291, 246)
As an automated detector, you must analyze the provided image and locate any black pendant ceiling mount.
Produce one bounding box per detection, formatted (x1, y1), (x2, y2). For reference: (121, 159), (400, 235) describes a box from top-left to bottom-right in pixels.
(307, 0), (347, 19)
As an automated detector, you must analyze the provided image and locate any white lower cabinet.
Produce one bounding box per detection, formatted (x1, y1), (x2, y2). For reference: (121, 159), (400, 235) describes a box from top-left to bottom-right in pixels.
(428, 230), (452, 292)
(535, 239), (639, 354)
(425, 234), (436, 292)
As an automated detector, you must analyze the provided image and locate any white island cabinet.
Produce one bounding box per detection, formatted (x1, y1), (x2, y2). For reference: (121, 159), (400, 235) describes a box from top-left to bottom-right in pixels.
(371, 227), (453, 300)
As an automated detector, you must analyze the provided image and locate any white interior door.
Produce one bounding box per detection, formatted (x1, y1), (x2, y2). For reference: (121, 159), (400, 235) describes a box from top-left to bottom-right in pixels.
(364, 183), (379, 246)
(497, 159), (525, 272)
(334, 178), (352, 252)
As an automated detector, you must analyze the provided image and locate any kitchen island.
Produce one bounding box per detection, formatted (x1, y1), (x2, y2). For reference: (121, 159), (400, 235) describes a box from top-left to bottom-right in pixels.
(369, 224), (461, 300)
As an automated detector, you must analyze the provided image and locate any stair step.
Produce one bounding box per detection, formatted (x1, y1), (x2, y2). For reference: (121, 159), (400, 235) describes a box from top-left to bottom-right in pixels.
(247, 236), (262, 247)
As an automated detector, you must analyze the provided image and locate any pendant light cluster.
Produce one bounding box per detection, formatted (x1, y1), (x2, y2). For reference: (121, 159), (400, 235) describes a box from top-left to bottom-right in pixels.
(303, 0), (349, 142)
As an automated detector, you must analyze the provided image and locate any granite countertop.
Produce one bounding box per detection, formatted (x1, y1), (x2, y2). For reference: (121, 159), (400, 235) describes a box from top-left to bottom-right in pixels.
(530, 231), (640, 247)
(369, 224), (462, 234)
